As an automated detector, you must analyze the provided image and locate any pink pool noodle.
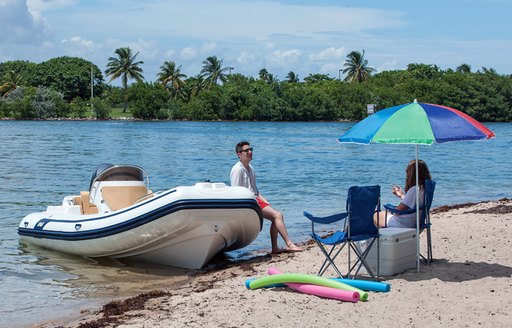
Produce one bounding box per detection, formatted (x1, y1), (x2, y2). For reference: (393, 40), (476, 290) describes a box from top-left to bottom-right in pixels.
(267, 267), (359, 303)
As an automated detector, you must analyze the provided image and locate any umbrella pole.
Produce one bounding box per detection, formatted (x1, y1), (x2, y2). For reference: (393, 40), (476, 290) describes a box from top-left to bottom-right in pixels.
(415, 145), (420, 272)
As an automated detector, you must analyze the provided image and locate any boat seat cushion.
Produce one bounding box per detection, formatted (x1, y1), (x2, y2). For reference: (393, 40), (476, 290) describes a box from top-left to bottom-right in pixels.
(80, 191), (99, 215)
(73, 196), (84, 215)
(101, 186), (150, 211)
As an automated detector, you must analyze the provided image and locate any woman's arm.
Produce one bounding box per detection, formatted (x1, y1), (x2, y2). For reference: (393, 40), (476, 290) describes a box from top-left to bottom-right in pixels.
(395, 202), (410, 211)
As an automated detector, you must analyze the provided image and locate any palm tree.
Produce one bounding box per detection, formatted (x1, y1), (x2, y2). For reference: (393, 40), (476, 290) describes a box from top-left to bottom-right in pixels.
(200, 56), (230, 89)
(303, 73), (332, 83)
(182, 75), (206, 101)
(157, 61), (187, 100)
(456, 63), (471, 74)
(258, 68), (278, 83)
(105, 47), (144, 112)
(286, 71), (299, 83)
(1, 70), (23, 97)
(342, 50), (375, 83)
(259, 68), (269, 81)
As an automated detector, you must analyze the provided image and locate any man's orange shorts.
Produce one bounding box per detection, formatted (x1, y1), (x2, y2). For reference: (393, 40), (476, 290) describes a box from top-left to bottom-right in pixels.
(256, 197), (270, 209)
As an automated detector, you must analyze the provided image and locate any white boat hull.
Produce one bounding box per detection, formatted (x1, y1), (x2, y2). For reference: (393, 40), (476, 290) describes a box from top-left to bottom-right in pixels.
(19, 183), (262, 269)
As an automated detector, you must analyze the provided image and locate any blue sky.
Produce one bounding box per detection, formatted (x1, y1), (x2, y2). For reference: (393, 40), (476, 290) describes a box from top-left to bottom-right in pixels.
(1, 0), (511, 84)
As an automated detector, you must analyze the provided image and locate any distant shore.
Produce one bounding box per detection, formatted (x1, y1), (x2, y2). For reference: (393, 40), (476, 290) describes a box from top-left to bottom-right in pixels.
(38, 199), (512, 328)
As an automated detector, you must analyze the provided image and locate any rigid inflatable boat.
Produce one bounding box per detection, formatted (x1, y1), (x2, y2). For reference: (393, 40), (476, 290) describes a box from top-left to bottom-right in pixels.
(18, 164), (263, 269)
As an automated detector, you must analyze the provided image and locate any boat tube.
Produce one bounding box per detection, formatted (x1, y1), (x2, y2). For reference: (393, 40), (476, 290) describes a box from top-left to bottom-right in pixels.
(18, 164), (263, 269)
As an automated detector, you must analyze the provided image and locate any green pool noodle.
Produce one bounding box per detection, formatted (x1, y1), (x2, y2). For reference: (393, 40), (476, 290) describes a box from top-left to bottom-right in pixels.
(247, 273), (368, 301)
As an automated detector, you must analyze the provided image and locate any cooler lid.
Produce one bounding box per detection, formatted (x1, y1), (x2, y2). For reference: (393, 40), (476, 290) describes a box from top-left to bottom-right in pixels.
(378, 227), (416, 241)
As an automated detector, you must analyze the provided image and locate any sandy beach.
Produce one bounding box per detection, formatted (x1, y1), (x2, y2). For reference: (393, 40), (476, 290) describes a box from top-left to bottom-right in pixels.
(40, 199), (511, 328)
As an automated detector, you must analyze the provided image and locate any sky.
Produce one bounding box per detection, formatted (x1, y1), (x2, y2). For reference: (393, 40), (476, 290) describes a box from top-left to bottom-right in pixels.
(1, 0), (512, 84)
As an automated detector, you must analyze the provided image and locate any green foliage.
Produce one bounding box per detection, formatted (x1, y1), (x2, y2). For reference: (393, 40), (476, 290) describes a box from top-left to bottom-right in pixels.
(105, 47), (144, 112)
(7, 87), (36, 119)
(0, 60), (37, 87)
(102, 86), (125, 108)
(303, 74), (333, 83)
(200, 56), (230, 89)
(180, 87), (222, 120)
(342, 50), (376, 83)
(1, 54), (511, 122)
(70, 97), (90, 118)
(157, 60), (187, 100)
(32, 57), (103, 101)
(92, 97), (111, 119)
(128, 82), (170, 120)
(0, 86), (68, 119)
(32, 87), (65, 118)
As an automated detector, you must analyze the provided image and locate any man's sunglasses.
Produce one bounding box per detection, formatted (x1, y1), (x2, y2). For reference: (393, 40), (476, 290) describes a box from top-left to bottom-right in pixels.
(241, 147), (253, 153)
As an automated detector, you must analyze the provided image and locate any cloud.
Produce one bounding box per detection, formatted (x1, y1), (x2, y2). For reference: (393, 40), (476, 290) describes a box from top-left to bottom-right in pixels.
(180, 47), (198, 61)
(201, 42), (218, 54)
(309, 47), (347, 61)
(264, 49), (301, 74)
(269, 49), (301, 62)
(376, 60), (399, 73)
(61, 36), (94, 50)
(27, 0), (78, 11)
(0, 0), (51, 44)
(3, 0), (510, 83)
(236, 51), (259, 64)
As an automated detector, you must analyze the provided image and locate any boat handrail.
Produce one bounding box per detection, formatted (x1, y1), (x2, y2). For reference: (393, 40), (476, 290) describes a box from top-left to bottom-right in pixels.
(133, 190), (155, 205)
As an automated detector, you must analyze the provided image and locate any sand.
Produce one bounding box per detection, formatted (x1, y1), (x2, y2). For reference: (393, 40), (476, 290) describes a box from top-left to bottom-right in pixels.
(40, 199), (512, 328)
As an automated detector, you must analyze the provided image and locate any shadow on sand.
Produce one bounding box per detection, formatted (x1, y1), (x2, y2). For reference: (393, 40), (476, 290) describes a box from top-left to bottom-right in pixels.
(396, 258), (512, 283)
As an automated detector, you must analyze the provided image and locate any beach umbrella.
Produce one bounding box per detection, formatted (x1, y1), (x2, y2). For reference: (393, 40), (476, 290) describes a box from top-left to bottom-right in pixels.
(338, 99), (495, 271)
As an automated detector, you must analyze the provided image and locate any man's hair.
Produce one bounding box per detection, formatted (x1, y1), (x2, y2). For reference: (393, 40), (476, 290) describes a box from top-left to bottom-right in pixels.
(235, 140), (250, 153)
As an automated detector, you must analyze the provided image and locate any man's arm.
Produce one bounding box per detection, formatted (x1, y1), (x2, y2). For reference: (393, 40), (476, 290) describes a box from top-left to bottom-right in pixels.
(230, 164), (243, 186)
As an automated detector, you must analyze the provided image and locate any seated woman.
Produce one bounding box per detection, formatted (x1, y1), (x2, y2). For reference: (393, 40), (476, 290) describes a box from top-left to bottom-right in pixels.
(374, 159), (432, 228)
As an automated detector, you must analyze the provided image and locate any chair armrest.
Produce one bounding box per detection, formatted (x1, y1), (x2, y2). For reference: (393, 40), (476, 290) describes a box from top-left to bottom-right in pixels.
(303, 211), (348, 224)
(384, 203), (415, 215)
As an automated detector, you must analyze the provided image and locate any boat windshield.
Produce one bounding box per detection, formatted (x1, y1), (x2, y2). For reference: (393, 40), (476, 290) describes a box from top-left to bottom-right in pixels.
(89, 164), (148, 190)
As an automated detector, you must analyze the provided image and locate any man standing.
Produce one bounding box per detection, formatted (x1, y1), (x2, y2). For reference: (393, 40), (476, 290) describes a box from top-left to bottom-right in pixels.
(230, 141), (301, 253)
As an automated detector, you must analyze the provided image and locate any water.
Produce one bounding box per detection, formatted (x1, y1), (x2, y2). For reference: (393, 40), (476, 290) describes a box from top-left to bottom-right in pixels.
(1, 120), (510, 326)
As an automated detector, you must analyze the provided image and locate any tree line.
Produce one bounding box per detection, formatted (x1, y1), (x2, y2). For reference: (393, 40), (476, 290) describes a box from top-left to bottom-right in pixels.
(0, 48), (511, 122)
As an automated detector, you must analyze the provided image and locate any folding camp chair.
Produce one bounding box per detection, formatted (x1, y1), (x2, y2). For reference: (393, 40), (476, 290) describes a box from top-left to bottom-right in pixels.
(384, 179), (436, 265)
(304, 185), (381, 280)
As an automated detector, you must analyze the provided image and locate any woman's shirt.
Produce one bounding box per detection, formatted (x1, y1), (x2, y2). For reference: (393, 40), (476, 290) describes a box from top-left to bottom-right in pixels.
(387, 185), (425, 228)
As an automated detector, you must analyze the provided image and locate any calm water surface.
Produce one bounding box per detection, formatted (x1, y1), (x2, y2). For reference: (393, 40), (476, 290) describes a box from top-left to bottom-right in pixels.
(1, 121), (511, 326)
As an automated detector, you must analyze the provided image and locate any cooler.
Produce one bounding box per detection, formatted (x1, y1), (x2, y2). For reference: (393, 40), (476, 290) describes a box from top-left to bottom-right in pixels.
(358, 227), (417, 276)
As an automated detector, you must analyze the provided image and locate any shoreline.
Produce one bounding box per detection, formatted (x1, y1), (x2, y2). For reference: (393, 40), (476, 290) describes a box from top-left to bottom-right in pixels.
(38, 199), (512, 328)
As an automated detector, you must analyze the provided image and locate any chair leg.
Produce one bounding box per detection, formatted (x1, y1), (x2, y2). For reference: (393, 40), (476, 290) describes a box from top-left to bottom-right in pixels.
(347, 239), (379, 281)
(313, 239), (346, 278)
(427, 226), (433, 264)
(420, 227), (433, 266)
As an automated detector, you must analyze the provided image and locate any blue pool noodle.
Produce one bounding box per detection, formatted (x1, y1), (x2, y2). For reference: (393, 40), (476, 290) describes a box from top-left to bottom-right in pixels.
(331, 278), (390, 293)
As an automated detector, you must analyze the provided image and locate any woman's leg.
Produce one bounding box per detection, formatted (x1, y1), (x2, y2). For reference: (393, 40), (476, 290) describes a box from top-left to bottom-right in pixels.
(262, 205), (302, 252)
(373, 211), (388, 228)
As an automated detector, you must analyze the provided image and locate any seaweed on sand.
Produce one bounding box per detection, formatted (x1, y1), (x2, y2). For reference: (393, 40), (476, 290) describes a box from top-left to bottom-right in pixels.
(77, 290), (170, 328)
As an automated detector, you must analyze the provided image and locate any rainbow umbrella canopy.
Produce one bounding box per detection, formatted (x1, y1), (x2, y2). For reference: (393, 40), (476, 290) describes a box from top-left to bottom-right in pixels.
(338, 100), (495, 145)
(338, 100), (495, 271)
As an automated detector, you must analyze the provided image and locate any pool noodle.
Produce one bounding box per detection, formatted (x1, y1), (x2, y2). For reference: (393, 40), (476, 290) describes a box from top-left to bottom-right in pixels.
(331, 278), (390, 293)
(246, 278), (390, 293)
(247, 269), (368, 301)
(267, 267), (359, 303)
(266, 268), (389, 292)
